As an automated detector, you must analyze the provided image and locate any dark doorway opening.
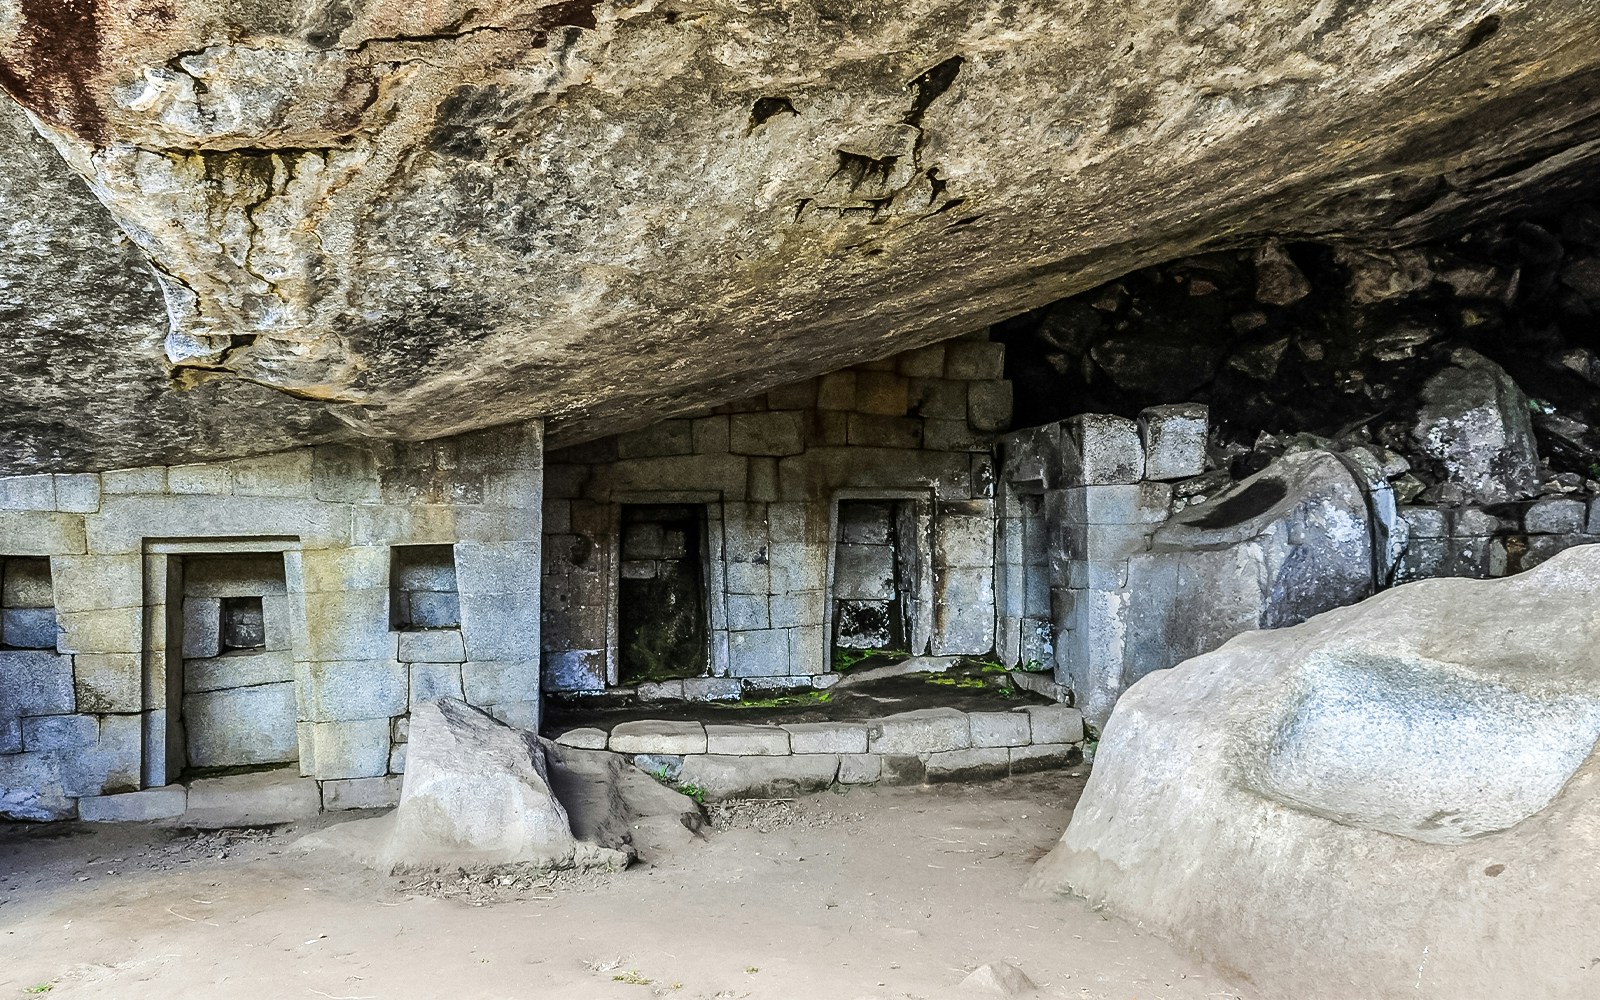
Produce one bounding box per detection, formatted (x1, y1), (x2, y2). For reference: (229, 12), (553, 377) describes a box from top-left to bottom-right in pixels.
(618, 504), (708, 685)
(832, 499), (918, 656)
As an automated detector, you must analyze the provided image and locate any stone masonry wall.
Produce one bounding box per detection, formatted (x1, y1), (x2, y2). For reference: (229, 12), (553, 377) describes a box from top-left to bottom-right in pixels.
(542, 334), (1013, 697)
(0, 424), (542, 820)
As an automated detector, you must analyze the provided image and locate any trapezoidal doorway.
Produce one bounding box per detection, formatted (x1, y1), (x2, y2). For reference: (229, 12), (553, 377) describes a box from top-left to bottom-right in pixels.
(617, 503), (709, 684)
(832, 498), (925, 656)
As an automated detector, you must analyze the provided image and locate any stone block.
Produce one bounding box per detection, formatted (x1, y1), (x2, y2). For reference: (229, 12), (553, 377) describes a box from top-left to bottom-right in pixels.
(101, 467), (167, 495)
(1403, 506), (1452, 541)
(783, 721), (869, 754)
(924, 418), (988, 453)
(746, 456), (780, 501)
(1454, 508), (1502, 537)
(461, 659), (541, 706)
(693, 416), (731, 454)
(487, 699), (541, 731)
(837, 753), (883, 784)
(1526, 498), (1587, 535)
(1026, 704), (1085, 744)
(898, 344), (946, 377)
(389, 743), (407, 773)
(554, 727), (609, 750)
(184, 683), (299, 768)
(944, 340), (1006, 380)
(301, 659), (407, 721)
(767, 503), (808, 543)
(677, 753), (839, 799)
(767, 378), (817, 410)
(542, 648), (605, 691)
(0, 475), (55, 511)
(230, 450), (314, 497)
(879, 754), (927, 785)
(181, 598), (222, 658)
(769, 589), (824, 628)
(52, 474), (101, 514)
(0, 650), (75, 717)
(969, 710), (1031, 748)
(1067, 414), (1144, 485)
(301, 588), (393, 661)
(2, 607), (57, 649)
(968, 380), (1014, 432)
(168, 463), (235, 495)
(1138, 404), (1209, 481)
(55, 605), (142, 654)
(728, 628), (790, 678)
(908, 378), (969, 420)
(868, 708), (972, 754)
(730, 412), (805, 456)
(184, 769), (323, 826)
(683, 677), (743, 702)
(73, 653), (142, 713)
(323, 775), (403, 811)
(0, 512), (86, 556)
(637, 679), (686, 701)
(410, 662), (465, 705)
(78, 785), (188, 822)
(310, 717), (392, 779)
(88, 495), (348, 555)
(185, 649), (293, 693)
(726, 593), (770, 630)
(609, 719), (708, 755)
(617, 420), (694, 458)
(788, 626), (826, 674)
(816, 371), (857, 410)
(459, 590), (539, 662)
(706, 724), (791, 755)
(846, 413), (922, 449)
(768, 541), (827, 593)
(855, 372), (910, 416)
(397, 628), (467, 663)
(1009, 743), (1080, 773)
(48, 554), (139, 616)
(936, 512), (994, 568)
(926, 747), (1011, 782)
(21, 713), (96, 751)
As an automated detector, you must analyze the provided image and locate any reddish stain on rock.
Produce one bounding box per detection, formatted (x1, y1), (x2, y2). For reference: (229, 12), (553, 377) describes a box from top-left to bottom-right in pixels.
(0, 0), (108, 144)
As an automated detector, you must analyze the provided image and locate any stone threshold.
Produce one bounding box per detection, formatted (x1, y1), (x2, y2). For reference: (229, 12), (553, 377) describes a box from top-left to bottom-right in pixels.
(551, 704), (1086, 799)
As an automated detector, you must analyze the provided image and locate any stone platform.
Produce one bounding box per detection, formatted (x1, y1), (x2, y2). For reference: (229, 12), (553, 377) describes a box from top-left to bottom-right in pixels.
(550, 703), (1085, 799)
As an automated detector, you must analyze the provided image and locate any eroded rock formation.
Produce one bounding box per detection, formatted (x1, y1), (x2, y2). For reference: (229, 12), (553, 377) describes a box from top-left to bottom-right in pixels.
(1028, 545), (1600, 999)
(4, 1), (1600, 472)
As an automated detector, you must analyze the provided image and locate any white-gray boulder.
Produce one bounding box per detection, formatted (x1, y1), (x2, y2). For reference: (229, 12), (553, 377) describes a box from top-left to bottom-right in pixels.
(1028, 545), (1600, 999)
(383, 698), (583, 867)
(1411, 348), (1541, 503)
(1095, 449), (1373, 726)
(301, 698), (696, 871)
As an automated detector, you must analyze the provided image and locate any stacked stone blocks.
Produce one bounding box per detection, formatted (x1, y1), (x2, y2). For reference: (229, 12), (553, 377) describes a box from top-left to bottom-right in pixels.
(542, 334), (1011, 699)
(554, 703), (1085, 797)
(0, 424), (543, 820)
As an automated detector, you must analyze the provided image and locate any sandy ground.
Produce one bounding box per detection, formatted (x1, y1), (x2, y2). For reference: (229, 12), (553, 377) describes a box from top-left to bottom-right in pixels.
(0, 771), (1253, 1000)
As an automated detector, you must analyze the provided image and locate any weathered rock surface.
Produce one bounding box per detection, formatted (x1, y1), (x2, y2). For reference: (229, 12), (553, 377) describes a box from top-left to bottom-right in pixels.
(1410, 348), (1541, 503)
(380, 698), (583, 867)
(3, 1), (1600, 472)
(302, 698), (695, 870)
(1028, 545), (1600, 1000)
(958, 961), (1038, 997)
(1099, 449), (1374, 725)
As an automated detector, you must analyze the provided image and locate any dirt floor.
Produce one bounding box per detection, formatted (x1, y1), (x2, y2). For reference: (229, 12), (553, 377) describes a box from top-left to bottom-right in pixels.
(0, 770), (1252, 1000)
